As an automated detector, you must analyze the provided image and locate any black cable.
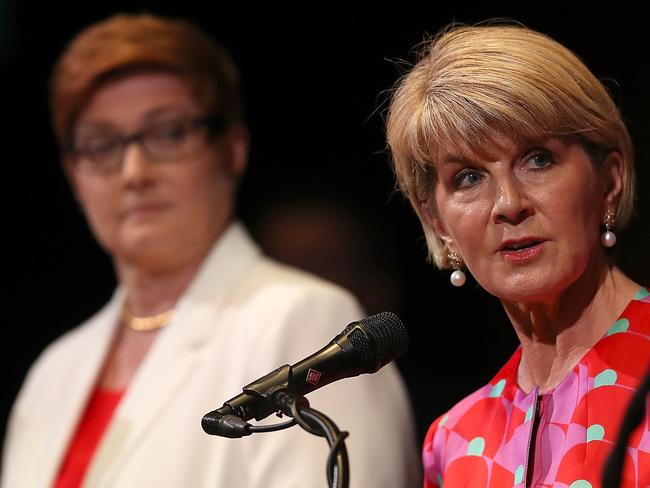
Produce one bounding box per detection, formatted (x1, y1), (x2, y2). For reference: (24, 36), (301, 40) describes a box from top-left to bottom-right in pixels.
(249, 418), (297, 433)
(299, 406), (350, 488)
(299, 410), (338, 486)
(602, 361), (650, 488)
(289, 397), (324, 437)
(325, 430), (350, 481)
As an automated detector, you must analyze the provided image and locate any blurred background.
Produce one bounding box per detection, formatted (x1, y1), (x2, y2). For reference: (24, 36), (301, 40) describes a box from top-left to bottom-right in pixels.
(3, 1), (648, 456)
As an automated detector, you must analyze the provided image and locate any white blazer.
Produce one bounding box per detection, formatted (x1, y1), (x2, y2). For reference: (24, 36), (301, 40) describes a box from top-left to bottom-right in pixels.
(2, 223), (419, 487)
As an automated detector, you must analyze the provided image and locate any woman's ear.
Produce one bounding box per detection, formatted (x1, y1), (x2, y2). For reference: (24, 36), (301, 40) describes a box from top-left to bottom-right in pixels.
(602, 150), (624, 209)
(222, 123), (249, 178)
(420, 198), (454, 248)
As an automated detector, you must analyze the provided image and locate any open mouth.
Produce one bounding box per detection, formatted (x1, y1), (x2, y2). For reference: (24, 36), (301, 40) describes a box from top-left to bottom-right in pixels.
(502, 240), (543, 251)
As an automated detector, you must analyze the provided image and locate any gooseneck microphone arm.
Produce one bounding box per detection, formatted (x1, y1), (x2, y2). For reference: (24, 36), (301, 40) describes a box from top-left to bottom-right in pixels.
(201, 311), (409, 488)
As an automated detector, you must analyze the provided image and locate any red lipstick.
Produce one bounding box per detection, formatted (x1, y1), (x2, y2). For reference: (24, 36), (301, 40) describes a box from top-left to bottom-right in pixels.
(498, 238), (546, 263)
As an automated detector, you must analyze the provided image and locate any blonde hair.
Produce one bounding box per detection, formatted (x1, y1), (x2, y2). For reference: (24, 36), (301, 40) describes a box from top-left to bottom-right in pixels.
(386, 23), (635, 268)
(50, 13), (241, 148)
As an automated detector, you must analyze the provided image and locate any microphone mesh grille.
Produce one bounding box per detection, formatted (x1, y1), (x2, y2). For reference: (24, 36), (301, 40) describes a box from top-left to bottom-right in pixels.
(347, 328), (373, 362)
(361, 311), (409, 368)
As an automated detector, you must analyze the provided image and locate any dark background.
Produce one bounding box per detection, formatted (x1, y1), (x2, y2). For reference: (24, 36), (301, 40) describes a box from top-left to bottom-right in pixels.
(3, 1), (649, 459)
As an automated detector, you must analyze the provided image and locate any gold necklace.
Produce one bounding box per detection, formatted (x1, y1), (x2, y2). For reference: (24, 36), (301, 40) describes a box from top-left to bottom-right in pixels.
(121, 307), (175, 332)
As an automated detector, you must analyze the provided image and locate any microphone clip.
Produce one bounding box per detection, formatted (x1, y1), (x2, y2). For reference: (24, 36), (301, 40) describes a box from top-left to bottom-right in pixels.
(202, 364), (298, 438)
(241, 364), (292, 420)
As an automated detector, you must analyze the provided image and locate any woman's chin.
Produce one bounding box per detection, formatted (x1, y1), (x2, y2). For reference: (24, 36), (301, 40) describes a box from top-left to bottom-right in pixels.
(483, 274), (573, 305)
(115, 234), (181, 269)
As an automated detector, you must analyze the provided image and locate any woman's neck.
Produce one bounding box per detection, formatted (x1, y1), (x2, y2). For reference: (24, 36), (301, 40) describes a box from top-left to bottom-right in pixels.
(115, 247), (210, 316)
(503, 265), (640, 394)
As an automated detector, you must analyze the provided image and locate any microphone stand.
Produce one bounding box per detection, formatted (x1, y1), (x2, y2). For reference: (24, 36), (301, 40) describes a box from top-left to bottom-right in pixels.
(275, 392), (350, 488)
(202, 365), (350, 488)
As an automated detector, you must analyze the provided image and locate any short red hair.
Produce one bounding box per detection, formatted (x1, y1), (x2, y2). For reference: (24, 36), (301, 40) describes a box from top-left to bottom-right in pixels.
(50, 13), (241, 147)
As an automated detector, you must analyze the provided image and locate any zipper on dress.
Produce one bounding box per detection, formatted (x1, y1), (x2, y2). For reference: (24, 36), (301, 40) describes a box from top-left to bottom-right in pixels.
(523, 387), (541, 488)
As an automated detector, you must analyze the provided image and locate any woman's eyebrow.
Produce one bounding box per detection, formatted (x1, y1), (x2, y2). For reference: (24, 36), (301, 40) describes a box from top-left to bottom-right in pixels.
(440, 154), (477, 166)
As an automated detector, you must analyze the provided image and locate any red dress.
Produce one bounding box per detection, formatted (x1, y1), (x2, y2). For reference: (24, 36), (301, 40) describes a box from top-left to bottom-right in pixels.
(53, 388), (124, 488)
(423, 288), (650, 488)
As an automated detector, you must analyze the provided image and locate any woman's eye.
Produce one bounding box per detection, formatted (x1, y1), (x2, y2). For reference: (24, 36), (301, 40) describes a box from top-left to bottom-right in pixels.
(153, 123), (190, 141)
(525, 150), (553, 169)
(77, 135), (120, 155)
(453, 169), (483, 189)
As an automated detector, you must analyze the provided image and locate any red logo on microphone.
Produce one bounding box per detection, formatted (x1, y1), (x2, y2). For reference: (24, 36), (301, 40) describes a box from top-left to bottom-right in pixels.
(306, 368), (322, 386)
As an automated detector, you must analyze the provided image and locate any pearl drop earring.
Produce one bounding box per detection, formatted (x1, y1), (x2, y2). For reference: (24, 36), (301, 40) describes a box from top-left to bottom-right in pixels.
(601, 209), (617, 248)
(448, 251), (466, 287)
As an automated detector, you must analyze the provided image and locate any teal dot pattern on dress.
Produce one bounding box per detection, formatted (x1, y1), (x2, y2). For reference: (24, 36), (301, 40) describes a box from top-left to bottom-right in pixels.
(586, 424), (605, 442)
(489, 379), (506, 397)
(634, 287), (650, 300)
(420, 296), (650, 488)
(514, 464), (524, 484)
(467, 437), (485, 456)
(607, 318), (629, 336)
(569, 480), (592, 488)
(525, 405), (534, 422)
(594, 369), (617, 388)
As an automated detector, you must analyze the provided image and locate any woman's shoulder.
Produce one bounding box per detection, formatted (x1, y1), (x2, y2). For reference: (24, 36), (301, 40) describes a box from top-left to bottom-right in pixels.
(422, 380), (508, 487)
(423, 377), (508, 444)
(587, 286), (650, 388)
(241, 255), (363, 315)
(624, 286), (650, 330)
(422, 349), (523, 479)
(594, 285), (650, 354)
(16, 296), (119, 397)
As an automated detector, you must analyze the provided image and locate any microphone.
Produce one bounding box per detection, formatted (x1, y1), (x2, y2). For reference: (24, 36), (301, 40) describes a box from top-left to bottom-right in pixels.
(202, 311), (409, 437)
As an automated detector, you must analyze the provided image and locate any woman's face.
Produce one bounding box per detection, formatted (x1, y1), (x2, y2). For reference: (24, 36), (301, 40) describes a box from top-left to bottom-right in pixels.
(67, 72), (247, 272)
(426, 137), (621, 304)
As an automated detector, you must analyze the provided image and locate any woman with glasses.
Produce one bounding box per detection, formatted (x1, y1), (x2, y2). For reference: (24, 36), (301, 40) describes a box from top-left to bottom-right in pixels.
(2, 13), (419, 488)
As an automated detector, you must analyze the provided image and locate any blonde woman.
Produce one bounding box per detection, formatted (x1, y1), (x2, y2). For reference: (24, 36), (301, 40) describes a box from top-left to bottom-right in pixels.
(387, 23), (649, 487)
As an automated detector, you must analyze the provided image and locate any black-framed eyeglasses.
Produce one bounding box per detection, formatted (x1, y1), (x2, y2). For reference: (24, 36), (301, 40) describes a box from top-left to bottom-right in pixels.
(68, 115), (226, 174)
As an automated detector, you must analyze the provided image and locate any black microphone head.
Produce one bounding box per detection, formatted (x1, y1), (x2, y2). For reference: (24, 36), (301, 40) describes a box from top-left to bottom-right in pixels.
(342, 311), (409, 373)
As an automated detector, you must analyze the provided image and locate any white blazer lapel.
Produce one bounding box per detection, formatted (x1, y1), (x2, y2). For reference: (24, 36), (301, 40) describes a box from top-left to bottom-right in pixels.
(82, 305), (205, 487)
(35, 293), (122, 488)
(83, 222), (260, 487)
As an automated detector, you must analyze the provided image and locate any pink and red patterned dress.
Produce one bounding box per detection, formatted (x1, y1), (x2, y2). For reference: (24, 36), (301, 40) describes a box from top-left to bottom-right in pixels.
(423, 287), (650, 487)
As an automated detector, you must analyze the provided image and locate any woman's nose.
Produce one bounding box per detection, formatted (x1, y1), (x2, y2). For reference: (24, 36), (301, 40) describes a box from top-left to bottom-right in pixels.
(491, 176), (533, 225)
(120, 143), (157, 186)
